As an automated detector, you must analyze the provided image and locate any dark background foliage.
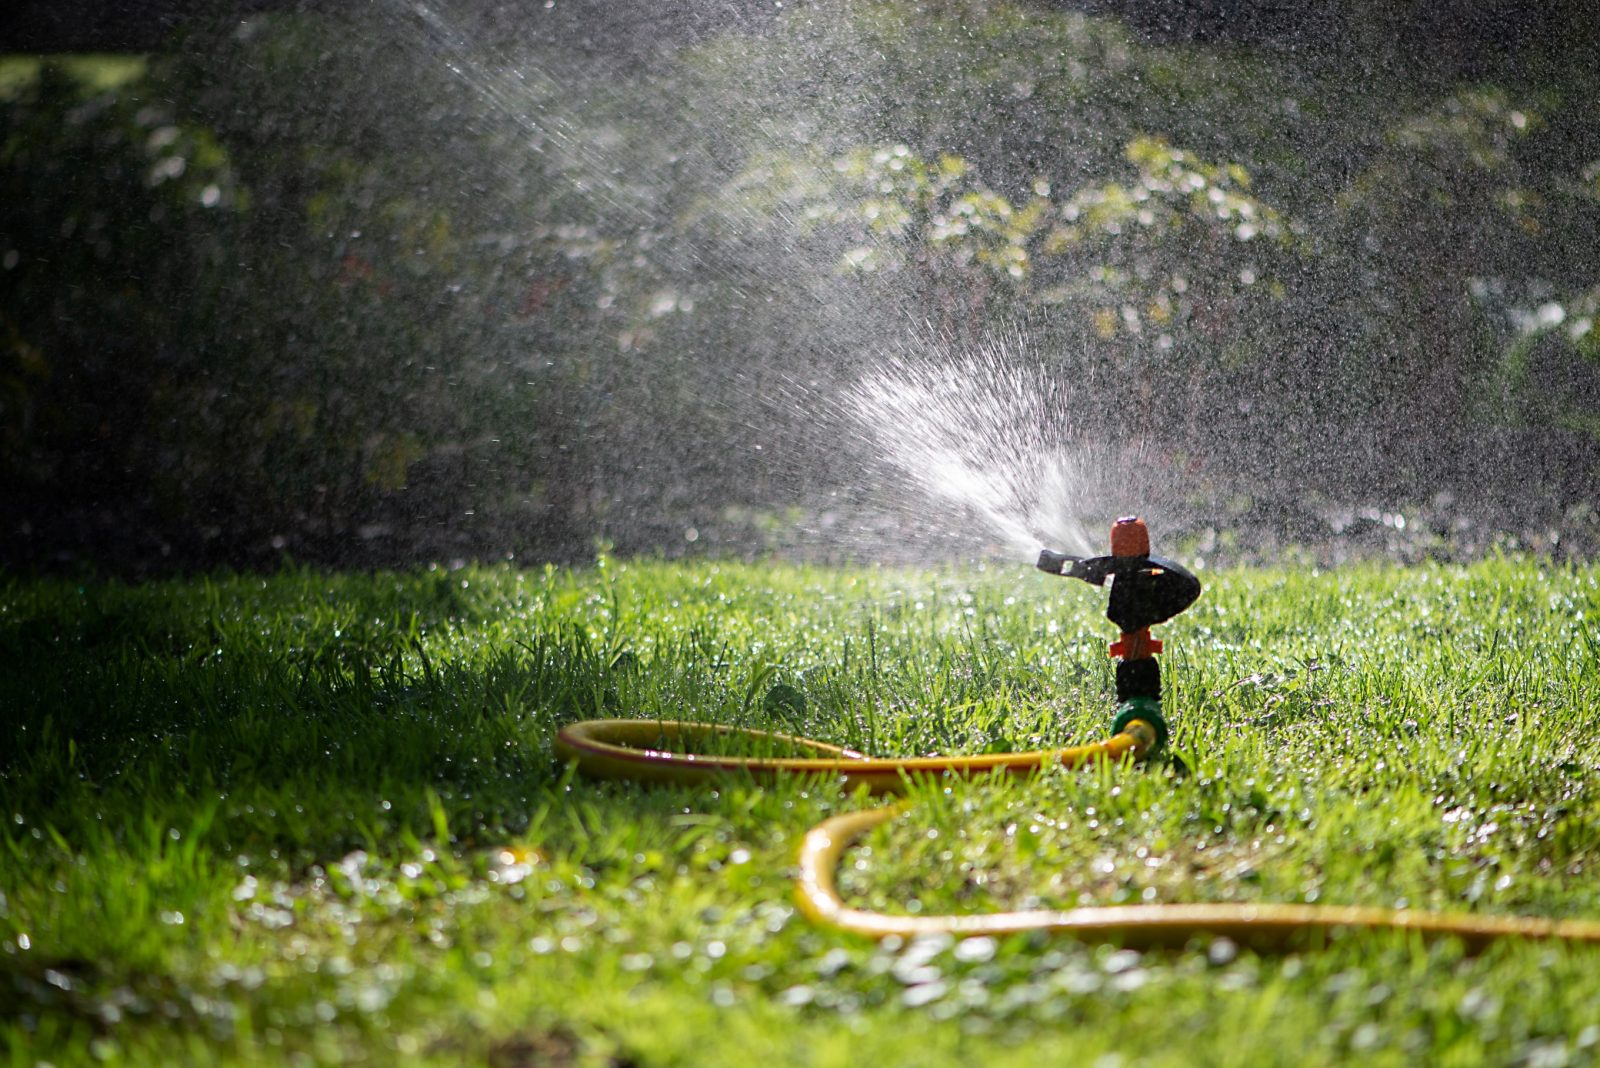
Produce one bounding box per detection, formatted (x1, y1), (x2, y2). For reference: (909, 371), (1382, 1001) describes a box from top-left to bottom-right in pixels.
(2, 0), (1598, 571)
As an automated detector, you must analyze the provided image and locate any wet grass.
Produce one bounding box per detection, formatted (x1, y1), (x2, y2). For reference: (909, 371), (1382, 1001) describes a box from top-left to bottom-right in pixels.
(3, 553), (1600, 1065)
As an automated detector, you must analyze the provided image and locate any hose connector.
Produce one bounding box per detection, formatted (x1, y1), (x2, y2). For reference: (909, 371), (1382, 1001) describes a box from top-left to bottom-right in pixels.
(1112, 696), (1168, 753)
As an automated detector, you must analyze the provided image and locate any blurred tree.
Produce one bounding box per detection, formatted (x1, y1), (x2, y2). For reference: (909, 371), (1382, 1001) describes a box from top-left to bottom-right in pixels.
(0, 62), (237, 540)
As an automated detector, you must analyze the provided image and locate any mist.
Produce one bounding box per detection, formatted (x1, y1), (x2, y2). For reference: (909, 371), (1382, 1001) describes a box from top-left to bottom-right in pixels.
(3, 0), (1597, 571)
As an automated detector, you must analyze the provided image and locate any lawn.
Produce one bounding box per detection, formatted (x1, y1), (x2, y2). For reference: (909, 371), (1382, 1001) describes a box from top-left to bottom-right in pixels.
(3, 554), (1599, 1066)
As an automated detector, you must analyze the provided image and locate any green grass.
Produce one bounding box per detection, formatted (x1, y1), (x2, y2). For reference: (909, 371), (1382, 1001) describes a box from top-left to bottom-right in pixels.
(3, 554), (1599, 1066)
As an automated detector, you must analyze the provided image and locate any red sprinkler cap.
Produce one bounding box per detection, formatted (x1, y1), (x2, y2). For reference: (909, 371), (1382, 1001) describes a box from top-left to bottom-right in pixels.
(1110, 516), (1149, 558)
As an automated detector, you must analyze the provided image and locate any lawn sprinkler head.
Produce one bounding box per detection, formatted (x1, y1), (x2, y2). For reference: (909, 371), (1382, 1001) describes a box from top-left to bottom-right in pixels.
(1036, 517), (1201, 633)
(1037, 517), (1202, 751)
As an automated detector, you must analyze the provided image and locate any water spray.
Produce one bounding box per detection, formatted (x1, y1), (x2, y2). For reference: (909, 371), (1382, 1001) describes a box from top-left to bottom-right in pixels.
(555, 518), (1600, 950)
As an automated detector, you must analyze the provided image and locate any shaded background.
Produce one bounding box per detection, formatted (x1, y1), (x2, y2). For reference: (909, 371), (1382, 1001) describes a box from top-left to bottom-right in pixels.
(3, 0), (1598, 571)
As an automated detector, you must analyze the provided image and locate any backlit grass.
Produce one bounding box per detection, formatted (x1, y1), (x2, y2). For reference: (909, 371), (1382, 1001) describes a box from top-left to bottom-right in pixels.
(3, 554), (1599, 1065)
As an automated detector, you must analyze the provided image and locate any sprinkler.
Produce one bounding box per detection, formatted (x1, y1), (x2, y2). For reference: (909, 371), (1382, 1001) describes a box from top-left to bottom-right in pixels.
(1036, 516), (1201, 753)
(555, 517), (1600, 950)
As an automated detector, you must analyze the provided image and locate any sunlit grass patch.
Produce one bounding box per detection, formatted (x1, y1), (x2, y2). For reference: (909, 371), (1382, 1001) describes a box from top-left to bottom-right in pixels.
(3, 557), (1600, 1064)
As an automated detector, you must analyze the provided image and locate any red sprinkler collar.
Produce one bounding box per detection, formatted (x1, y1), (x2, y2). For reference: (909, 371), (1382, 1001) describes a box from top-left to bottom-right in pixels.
(1109, 629), (1161, 660)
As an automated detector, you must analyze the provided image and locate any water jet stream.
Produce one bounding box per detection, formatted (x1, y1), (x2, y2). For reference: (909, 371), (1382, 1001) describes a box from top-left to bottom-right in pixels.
(842, 334), (1104, 561)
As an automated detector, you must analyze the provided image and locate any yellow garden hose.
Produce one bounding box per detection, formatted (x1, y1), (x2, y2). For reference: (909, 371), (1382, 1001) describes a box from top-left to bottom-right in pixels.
(793, 799), (1600, 951)
(552, 717), (1149, 795)
(555, 716), (1600, 950)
